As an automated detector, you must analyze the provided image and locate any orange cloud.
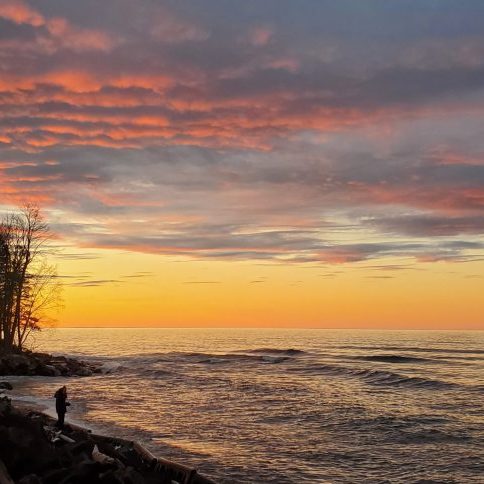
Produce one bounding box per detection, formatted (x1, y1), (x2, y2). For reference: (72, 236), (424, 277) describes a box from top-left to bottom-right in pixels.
(0, 0), (44, 27)
(0, 70), (173, 93)
(0, 172), (55, 205)
(0, 1), (117, 53)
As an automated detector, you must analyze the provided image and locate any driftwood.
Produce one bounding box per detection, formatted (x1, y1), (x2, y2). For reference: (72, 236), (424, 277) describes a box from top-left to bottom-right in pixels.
(58, 433), (76, 444)
(42, 425), (76, 444)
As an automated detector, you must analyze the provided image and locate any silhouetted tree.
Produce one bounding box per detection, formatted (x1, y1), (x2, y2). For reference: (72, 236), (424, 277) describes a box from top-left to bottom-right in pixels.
(0, 205), (60, 352)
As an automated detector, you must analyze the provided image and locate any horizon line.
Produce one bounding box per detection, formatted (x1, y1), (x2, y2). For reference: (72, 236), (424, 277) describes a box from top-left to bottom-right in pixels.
(47, 326), (484, 331)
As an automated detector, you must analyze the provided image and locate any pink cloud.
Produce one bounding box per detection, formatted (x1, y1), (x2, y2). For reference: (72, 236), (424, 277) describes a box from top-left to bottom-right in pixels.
(46, 17), (118, 52)
(428, 148), (484, 166)
(149, 6), (209, 43)
(248, 25), (274, 46)
(0, 0), (44, 27)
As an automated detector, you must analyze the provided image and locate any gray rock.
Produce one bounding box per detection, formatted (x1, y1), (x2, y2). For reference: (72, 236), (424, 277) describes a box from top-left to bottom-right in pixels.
(0, 382), (13, 390)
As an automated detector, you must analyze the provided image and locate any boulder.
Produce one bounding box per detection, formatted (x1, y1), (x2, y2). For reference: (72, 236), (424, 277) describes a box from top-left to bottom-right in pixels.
(0, 383), (12, 391)
(37, 365), (61, 377)
(97, 466), (145, 484)
(17, 474), (42, 484)
(0, 398), (11, 416)
(58, 461), (105, 484)
(41, 467), (72, 484)
(2, 355), (30, 375)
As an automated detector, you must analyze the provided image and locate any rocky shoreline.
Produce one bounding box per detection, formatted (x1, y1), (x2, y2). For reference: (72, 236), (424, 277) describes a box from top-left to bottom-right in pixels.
(0, 351), (218, 484)
(0, 395), (215, 484)
(0, 350), (101, 377)
(0, 351), (218, 483)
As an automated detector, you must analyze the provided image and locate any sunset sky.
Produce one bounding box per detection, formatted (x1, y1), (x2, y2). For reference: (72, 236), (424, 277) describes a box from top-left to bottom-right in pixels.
(0, 1), (483, 329)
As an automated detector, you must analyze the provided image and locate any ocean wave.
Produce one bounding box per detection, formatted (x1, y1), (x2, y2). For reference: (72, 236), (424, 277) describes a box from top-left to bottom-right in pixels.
(91, 351), (296, 375)
(140, 368), (173, 377)
(352, 355), (430, 363)
(338, 345), (484, 355)
(242, 348), (306, 355)
(353, 370), (454, 389)
(290, 363), (456, 389)
(470, 384), (484, 394)
(343, 415), (469, 444)
(179, 352), (292, 364)
(395, 429), (471, 444)
(121, 351), (295, 366)
(99, 361), (126, 374)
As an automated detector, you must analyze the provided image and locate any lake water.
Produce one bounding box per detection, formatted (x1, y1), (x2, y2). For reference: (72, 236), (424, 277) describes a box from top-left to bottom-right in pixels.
(7, 328), (484, 483)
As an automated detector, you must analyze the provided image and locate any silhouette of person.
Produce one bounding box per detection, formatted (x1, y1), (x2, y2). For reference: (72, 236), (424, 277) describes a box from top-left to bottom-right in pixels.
(54, 386), (70, 429)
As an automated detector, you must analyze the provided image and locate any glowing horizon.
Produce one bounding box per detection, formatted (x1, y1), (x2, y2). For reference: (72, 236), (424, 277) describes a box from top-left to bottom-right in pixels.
(1, 1), (483, 330)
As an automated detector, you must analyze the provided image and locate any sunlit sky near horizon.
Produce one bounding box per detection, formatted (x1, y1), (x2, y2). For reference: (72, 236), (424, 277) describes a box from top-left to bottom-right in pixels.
(1, 1), (483, 329)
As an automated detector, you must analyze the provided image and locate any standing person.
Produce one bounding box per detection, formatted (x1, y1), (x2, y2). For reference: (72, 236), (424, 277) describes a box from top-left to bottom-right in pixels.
(54, 386), (70, 429)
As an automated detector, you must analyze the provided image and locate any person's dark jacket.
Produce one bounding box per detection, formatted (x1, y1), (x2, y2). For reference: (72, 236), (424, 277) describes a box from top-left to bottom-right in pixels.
(54, 389), (70, 414)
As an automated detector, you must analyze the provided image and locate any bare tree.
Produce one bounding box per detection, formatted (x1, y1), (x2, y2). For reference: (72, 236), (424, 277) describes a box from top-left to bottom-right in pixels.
(0, 205), (60, 353)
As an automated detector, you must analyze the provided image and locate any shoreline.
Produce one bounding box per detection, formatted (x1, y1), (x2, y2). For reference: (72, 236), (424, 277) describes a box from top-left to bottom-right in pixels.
(0, 349), (218, 484)
(0, 394), (216, 484)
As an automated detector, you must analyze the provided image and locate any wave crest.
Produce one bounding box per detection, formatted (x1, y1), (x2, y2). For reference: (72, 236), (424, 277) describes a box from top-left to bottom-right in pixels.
(291, 363), (456, 389)
(353, 355), (429, 363)
(173, 351), (293, 364)
(243, 348), (305, 355)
